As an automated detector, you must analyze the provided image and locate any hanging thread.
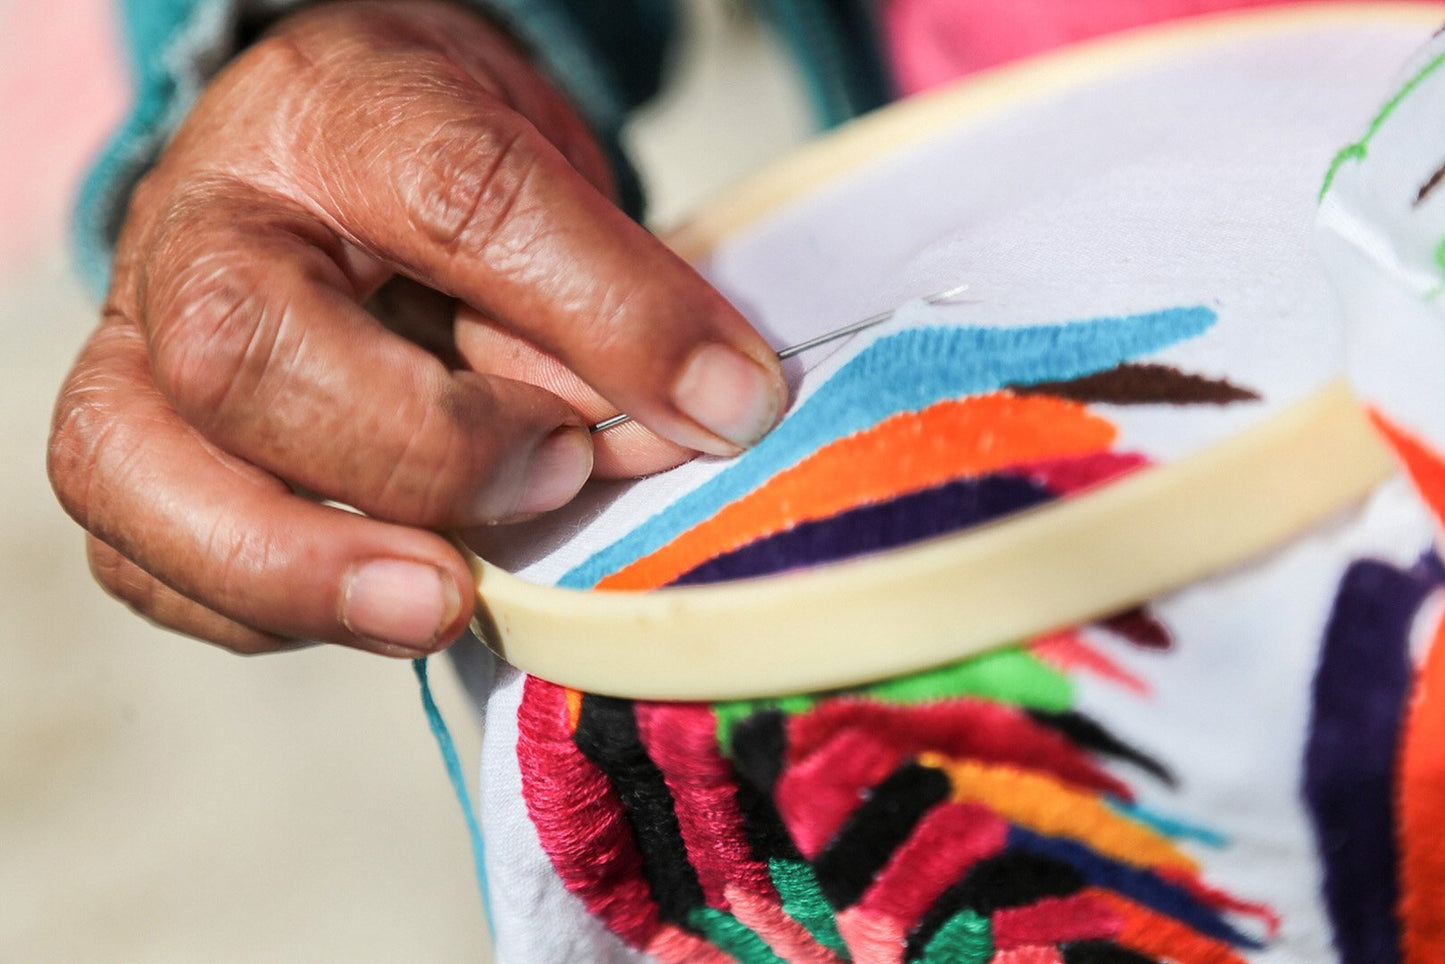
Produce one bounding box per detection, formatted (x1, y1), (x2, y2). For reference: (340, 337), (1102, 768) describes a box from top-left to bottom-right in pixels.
(412, 656), (493, 925)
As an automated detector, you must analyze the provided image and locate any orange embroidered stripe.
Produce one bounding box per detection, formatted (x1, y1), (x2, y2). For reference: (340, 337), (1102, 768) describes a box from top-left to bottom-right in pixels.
(1401, 612), (1445, 963)
(1369, 409), (1445, 528)
(916, 754), (1198, 875)
(1090, 889), (1249, 964)
(598, 394), (1116, 590)
(564, 687), (584, 734)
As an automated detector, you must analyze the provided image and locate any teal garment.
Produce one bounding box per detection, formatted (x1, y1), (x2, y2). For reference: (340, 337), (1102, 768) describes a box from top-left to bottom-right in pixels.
(74, 0), (893, 297)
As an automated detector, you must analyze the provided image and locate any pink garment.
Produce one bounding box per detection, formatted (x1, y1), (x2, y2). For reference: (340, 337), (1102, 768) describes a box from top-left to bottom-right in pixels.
(883, 0), (1415, 94)
(0, 0), (124, 276)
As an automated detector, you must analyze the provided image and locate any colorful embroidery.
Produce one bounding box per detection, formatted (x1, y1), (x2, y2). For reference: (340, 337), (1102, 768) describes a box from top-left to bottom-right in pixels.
(560, 307), (1216, 589)
(599, 395), (1123, 590)
(518, 311), (1286, 960)
(517, 616), (1272, 963)
(1353, 409), (1445, 962)
(1305, 552), (1445, 963)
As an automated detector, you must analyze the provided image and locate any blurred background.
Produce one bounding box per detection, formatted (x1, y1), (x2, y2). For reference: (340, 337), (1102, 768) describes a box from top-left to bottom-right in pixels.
(0, 1), (807, 959)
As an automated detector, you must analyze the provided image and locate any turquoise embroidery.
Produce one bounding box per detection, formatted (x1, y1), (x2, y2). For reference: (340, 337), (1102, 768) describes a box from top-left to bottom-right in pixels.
(561, 306), (1216, 589)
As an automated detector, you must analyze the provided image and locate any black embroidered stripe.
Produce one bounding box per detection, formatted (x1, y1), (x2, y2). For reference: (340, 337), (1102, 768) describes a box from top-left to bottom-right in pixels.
(733, 768), (803, 864)
(729, 709), (789, 793)
(905, 850), (1086, 960)
(813, 762), (952, 909)
(573, 694), (705, 925)
(1027, 709), (1176, 788)
(1061, 941), (1160, 964)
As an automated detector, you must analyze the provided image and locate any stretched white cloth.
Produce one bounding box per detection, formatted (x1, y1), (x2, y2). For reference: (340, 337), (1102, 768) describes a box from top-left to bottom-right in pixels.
(445, 9), (1445, 962)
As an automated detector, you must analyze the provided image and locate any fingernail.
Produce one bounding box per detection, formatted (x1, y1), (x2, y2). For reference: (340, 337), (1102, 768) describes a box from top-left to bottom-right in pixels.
(671, 343), (784, 449)
(512, 425), (593, 517)
(341, 560), (461, 651)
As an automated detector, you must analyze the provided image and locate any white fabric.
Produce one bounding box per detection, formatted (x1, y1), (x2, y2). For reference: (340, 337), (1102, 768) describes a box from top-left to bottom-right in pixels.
(459, 16), (1445, 963)
(481, 18), (1427, 585)
(1075, 475), (1436, 961)
(1318, 31), (1445, 459)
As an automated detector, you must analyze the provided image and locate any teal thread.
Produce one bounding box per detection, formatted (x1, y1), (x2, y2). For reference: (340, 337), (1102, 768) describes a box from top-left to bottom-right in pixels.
(1321, 48), (1445, 200)
(1107, 799), (1229, 849)
(689, 907), (789, 963)
(920, 909), (993, 964)
(414, 657), (493, 927)
(770, 858), (852, 959)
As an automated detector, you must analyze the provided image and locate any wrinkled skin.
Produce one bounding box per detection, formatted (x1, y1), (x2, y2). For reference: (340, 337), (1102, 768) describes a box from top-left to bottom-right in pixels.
(47, 1), (786, 657)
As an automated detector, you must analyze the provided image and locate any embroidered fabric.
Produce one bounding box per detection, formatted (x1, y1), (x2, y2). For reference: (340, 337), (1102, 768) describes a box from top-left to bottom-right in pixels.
(453, 13), (1445, 963)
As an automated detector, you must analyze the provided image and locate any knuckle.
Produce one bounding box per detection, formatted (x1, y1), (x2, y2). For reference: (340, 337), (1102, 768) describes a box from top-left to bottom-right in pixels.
(88, 537), (288, 656)
(250, 28), (326, 79)
(588, 278), (651, 348)
(367, 376), (485, 525)
(86, 538), (157, 616)
(398, 115), (540, 255)
(202, 513), (288, 617)
(47, 326), (140, 531)
(146, 256), (282, 429)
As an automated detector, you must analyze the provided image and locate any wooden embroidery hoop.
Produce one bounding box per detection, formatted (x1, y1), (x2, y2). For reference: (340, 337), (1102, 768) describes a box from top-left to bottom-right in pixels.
(461, 4), (1432, 701)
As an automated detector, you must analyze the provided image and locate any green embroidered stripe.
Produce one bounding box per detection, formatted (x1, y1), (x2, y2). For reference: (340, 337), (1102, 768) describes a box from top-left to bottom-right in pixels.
(1432, 235), (1445, 297)
(1321, 47), (1445, 199)
(918, 909), (993, 964)
(689, 907), (789, 964)
(716, 649), (1074, 750)
(771, 858), (852, 959)
(860, 649), (1073, 711)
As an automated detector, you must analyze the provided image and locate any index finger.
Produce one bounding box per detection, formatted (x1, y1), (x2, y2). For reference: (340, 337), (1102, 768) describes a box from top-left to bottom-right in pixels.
(260, 16), (788, 456)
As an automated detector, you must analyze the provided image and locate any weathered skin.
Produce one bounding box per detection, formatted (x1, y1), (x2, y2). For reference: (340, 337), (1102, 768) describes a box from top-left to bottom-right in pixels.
(47, 1), (785, 657)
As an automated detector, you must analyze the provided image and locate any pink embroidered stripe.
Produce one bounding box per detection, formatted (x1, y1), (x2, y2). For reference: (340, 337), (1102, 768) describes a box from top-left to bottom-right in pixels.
(787, 698), (1134, 801)
(1028, 631), (1150, 696)
(635, 703), (774, 905)
(727, 885), (846, 964)
(856, 802), (1010, 922)
(990, 893), (1123, 949)
(776, 726), (908, 859)
(517, 678), (662, 948)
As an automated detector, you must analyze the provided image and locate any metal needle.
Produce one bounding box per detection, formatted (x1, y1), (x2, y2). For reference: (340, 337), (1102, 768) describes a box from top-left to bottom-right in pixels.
(589, 284), (973, 435)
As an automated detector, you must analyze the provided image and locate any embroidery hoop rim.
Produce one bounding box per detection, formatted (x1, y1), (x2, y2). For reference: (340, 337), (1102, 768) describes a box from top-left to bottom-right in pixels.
(466, 381), (1394, 700)
(462, 4), (1430, 700)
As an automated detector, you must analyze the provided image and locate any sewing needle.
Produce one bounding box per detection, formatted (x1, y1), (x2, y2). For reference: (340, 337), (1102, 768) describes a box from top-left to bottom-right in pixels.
(589, 284), (973, 434)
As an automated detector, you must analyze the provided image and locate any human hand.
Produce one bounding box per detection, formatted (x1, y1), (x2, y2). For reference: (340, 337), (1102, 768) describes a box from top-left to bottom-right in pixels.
(48, 0), (786, 658)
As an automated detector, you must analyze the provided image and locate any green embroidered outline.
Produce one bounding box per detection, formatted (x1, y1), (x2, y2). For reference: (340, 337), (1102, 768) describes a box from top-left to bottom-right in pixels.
(1321, 48), (1445, 200)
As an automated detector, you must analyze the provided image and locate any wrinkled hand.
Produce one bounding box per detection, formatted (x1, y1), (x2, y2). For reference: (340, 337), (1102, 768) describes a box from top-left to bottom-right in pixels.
(48, 1), (786, 657)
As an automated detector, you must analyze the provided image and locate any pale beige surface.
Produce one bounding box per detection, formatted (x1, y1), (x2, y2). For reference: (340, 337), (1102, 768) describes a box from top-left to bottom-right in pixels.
(2, 267), (494, 963)
(0, 1), (808, 961)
